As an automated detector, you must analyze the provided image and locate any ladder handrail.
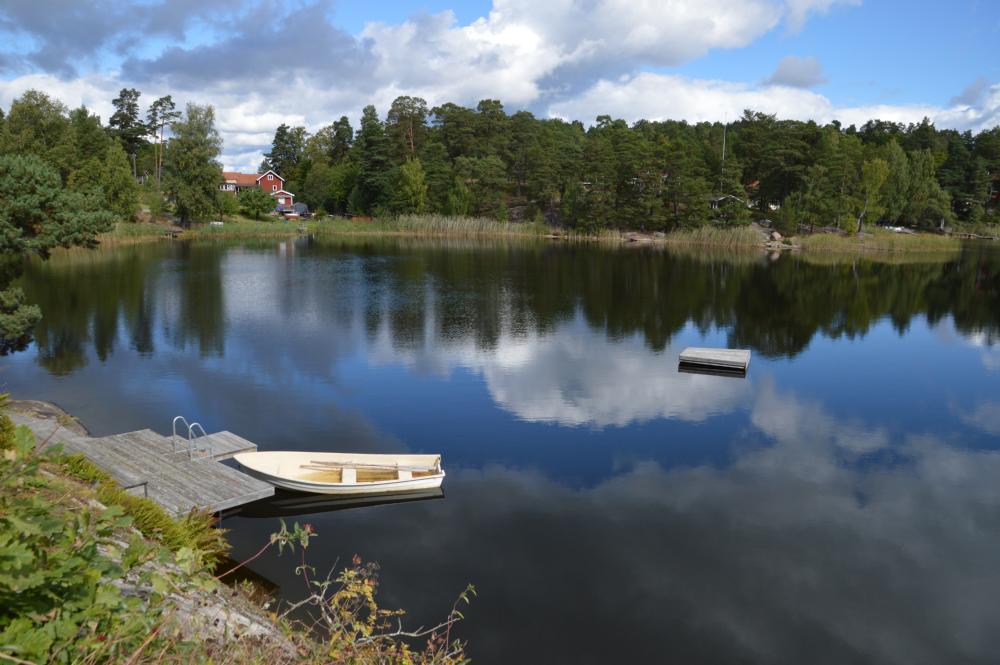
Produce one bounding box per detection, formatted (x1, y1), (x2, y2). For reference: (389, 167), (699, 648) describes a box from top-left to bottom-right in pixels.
(171, 416), (213, 461)
(188, 422), (211, 460)
(171, 416), (191, 453)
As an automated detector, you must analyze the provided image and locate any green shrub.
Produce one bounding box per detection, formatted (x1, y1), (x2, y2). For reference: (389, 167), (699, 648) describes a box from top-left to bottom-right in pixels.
(59, 452), (111, 483)
(0, 415), (14, 452)
(95, 482), (229, 566)
(59, 452), (229, 565)
(0, 427), (162, 663)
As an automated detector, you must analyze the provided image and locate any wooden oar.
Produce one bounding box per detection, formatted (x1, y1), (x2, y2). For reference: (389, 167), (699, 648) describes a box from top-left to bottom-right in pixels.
(302, 460), (439, 473)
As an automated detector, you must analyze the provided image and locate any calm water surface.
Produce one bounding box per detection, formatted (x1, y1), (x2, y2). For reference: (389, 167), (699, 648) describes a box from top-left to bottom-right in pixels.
(5, 238), (1000, 664)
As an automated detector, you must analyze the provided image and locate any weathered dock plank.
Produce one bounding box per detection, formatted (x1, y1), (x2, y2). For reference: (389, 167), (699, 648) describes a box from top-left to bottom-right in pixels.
(678, 347), (751, 375)
(9, 412), (274, 516)
(197, 431), (260, 460)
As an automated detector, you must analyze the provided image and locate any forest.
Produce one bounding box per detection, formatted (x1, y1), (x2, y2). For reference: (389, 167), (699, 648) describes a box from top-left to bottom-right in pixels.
(4, 86), (999, 348)
(1, 88), (999, 238)
(260, 98), (1000, 235)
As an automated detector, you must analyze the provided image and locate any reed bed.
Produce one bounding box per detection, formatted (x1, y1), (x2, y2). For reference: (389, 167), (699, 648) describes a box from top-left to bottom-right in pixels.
(180, 216), (316, 239)
(314, 213), (550, 237)
(663, 225), (765, 248)
(96, 221), (169, 244)
(798, 229), (961, 253)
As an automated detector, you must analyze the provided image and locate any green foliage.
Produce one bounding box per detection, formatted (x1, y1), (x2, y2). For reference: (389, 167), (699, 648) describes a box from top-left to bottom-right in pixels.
(0, 151), (114, 348)
(7, 86), (998, 243)
(68, 143), (140, 223)
(68, 105), (112, 164)
(856, 158), (890, 233)
(0, 90), (74, 180)
(101, 142), (141, 222)
(108, 87), (146, 160)
(57, 453), (230, 564)
(386, 96), (429, 162)
(260, 123), (307, 182)
(216, 189), (240, 218)
(141, 180), (167, 219)
(454, 154), (506, 217)
(238, 186), (275, 219)
(0, 396), (14, 450)
(59, 452), (111, 483)
(798, 229), (961, 253)
(0, 287), (42, 352)
(354, 105), (392, 211)
(393, 158), (429, 213)
(0, 429), (160, 663)
(0, 154), (115, 256)
(163, 104), (223, 225)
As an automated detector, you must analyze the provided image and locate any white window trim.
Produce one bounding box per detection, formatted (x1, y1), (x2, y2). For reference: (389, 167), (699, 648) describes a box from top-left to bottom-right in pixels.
(272, 184), (277, 191)
(267, 174), (273, 180)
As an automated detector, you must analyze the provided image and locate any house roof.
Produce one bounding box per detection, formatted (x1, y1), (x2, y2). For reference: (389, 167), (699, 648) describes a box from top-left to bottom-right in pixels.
(256, 170), (283, 183)
(222, 172), (260, 187)
(270, 189), (294, 197)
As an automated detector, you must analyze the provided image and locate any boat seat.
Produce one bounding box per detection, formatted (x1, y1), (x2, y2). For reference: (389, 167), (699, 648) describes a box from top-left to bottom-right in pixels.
(398, 470), (413, 480)
(342, 468), (357, 484)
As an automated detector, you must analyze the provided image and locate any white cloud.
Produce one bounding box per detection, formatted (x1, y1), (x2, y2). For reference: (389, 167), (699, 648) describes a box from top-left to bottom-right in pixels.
(548, 71), (1000, 132)
(364, 311), (752, 427)
(764, 55), (826, 88)
(957, 401), (1000, 435)
(9, 0), (998, 174)
(783, 0), (860, 32)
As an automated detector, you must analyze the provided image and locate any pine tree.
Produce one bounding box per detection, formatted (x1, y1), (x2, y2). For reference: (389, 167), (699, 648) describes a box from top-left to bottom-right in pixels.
(109, 88), (147, 170)
(386, 96), (429, 163)
(353, 106), (391, 213)
(0, 154), (115, 349)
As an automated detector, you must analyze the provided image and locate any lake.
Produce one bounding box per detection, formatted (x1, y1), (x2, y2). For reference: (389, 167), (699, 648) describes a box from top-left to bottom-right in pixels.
(5, 237), (1000, 664)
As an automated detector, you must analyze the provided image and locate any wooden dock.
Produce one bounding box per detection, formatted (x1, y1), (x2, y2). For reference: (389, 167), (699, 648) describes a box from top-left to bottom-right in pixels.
(678, 347), (751, 376)
(10, 412), (274, 516)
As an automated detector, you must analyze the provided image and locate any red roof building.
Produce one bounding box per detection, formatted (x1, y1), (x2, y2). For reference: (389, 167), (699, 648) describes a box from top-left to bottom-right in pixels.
(220, 169), (294, 207)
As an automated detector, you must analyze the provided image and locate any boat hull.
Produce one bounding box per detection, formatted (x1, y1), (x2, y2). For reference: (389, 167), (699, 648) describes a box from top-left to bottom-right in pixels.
(233, 451), (445, 496)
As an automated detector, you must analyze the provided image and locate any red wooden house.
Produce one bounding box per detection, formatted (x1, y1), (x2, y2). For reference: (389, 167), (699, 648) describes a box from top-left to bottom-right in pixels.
(220, 169), (295, 207)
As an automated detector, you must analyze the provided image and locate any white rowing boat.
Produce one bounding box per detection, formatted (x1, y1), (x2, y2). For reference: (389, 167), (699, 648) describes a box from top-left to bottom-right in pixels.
(233, 451), (445, 496)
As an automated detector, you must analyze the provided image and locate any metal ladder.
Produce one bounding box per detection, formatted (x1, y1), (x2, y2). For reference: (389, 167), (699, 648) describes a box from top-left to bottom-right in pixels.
(171, 416), (213, 461)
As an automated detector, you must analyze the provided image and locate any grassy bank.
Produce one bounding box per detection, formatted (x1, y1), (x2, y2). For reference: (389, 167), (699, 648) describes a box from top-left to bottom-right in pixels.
(0, 402), (472, 664)
(797, 229), (961, 253)
(99, 215), (981, 256)
(316, 213), (550, 237)
(97, 221), (172, 245)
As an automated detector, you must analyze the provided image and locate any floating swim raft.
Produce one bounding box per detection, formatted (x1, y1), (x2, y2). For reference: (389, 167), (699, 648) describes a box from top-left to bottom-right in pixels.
(678, 347), (751, 376)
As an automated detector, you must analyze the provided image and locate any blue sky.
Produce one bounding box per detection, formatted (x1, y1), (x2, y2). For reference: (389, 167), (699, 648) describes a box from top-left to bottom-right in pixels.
(1, 0), (997, 171)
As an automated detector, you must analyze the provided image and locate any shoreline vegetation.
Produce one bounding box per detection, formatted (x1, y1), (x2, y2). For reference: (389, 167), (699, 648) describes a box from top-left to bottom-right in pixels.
(4, 87), (999, 349)
(0, 398), (473, 664)
(97, 214), (973, 254)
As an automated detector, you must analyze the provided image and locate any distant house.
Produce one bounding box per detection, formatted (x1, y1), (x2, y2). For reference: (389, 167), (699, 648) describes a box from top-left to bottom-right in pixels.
(709, 194), (748, 210)
(220, 169), (295, 208)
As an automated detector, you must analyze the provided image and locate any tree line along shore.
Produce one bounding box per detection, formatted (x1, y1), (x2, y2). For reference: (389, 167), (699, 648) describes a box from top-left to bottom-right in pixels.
(0, 87), (995, 348)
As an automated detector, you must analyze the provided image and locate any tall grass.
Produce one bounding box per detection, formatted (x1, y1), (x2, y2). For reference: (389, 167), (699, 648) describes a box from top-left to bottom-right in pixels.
(97, 221), (168, 244)
(315, 213), (551, 237)
(664, 225), (764, 247)
(798, 229), (960, 253)
(183, 216), (312, 239)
